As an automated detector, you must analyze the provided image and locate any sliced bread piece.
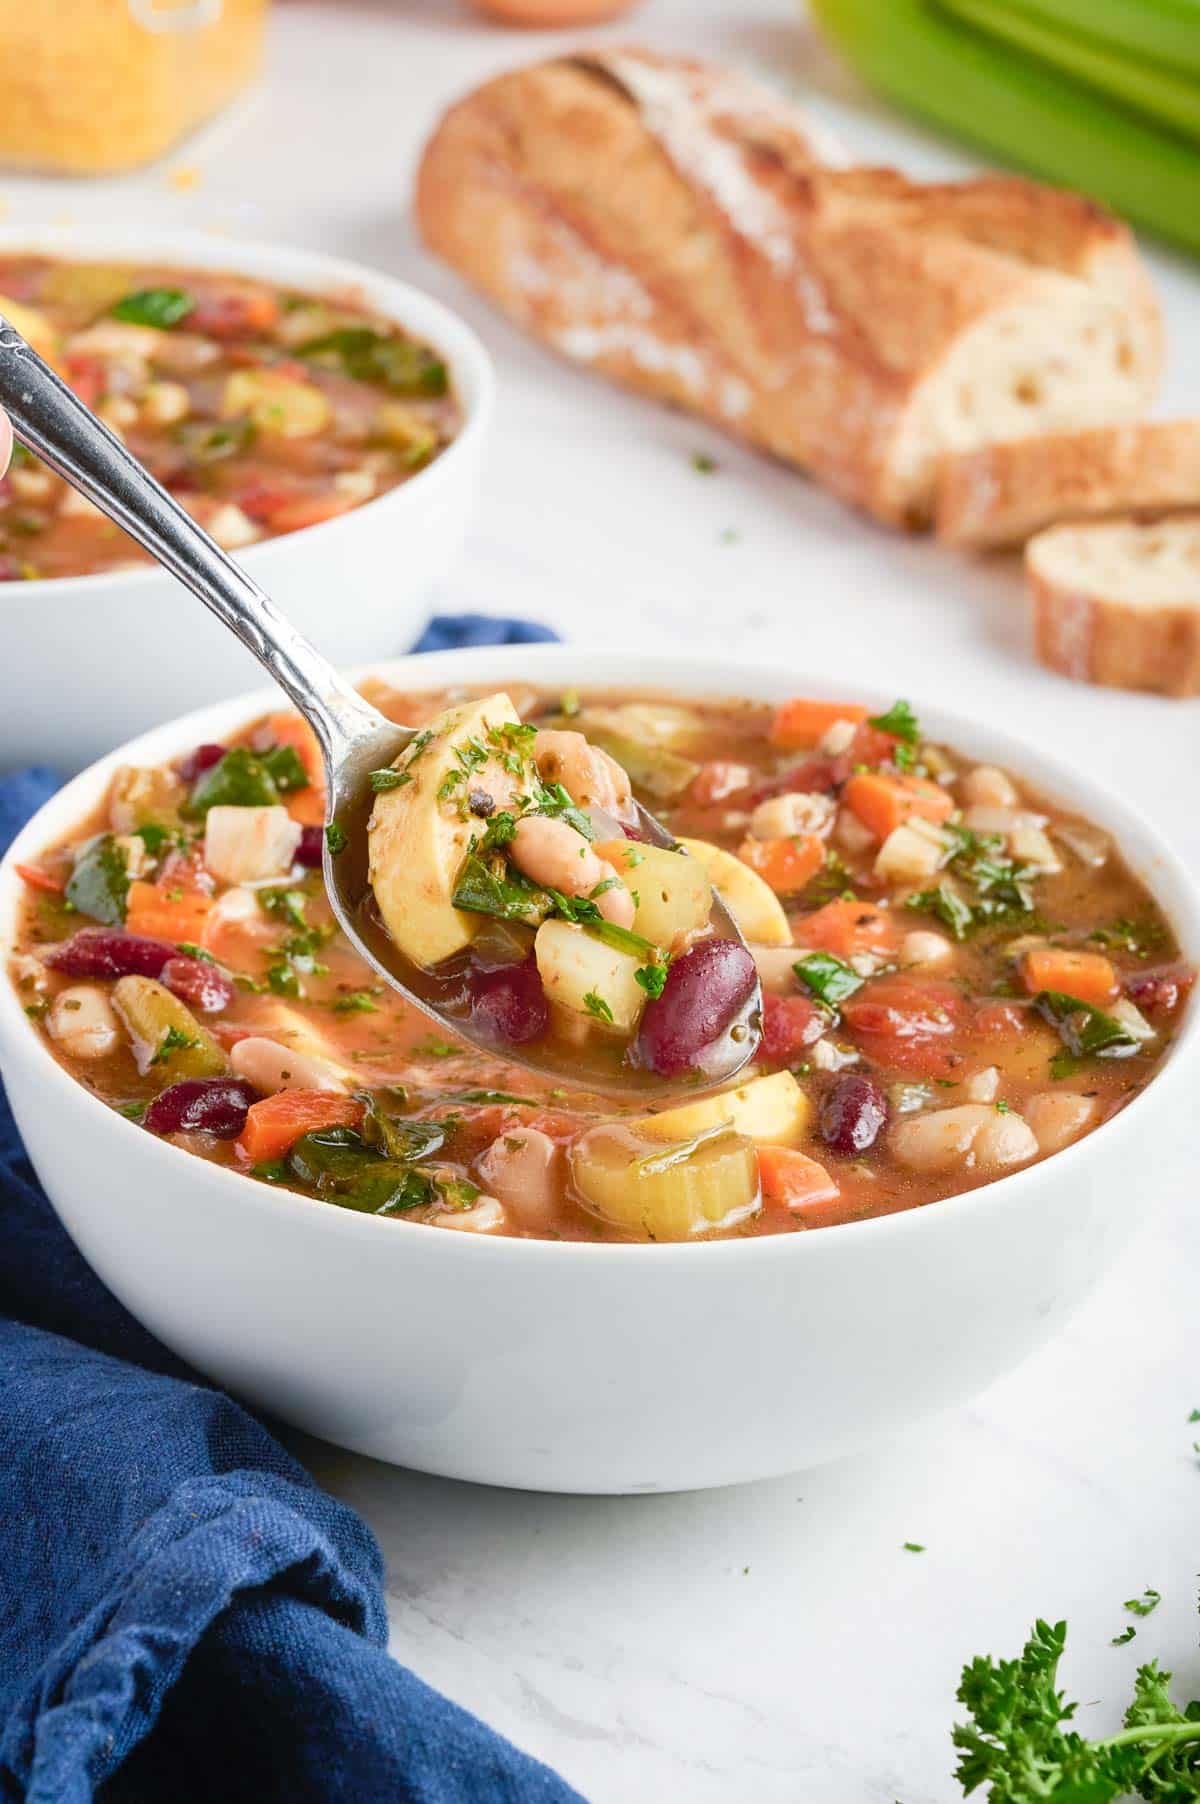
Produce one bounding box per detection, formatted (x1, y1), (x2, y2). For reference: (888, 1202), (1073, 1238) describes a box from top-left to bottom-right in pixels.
(417, 50), (1162, 527)
(1027, 516), (1200, 697)
(937, 421), (1200, 549)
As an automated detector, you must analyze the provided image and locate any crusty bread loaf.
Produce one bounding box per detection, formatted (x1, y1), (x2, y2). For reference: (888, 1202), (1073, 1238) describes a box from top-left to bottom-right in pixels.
(937, 421), (1200, 549)
(416, 50), (1163, 526)
(1027, 517), (1200, 697)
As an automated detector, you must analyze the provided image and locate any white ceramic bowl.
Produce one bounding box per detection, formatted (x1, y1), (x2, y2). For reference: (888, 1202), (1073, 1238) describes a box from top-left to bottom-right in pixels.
(1, 647), (1196, 1494)
(0, 226), (493, 773)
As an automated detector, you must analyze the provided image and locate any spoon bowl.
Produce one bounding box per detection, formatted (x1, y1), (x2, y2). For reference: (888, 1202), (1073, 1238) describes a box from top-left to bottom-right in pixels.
(0, 314), (760, 1096)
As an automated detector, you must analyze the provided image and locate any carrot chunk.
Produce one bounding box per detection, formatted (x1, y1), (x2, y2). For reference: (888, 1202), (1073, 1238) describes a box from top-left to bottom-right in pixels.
(125, 881), (213, 944)
(793, 898), (897, 959)
(1022, 948), (1118, 1008)
(737, 833), (825, 894)
(769, 699), (868, 750)
(843, 771), (954, 841)
(758, 1145), (840, 1214)
(14, 862), (65, 895)
(265, 492), (356, 535)
(264, 709), (326, 826)
(238, 1091), (365, 1165)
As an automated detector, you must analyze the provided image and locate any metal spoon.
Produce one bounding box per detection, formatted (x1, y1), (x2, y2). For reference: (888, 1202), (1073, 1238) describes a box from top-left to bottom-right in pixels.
(0, 314), (761, 1095)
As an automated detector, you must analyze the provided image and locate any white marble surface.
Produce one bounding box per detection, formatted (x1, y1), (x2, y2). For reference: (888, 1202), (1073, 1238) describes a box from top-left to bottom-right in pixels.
(6, 1), (1200, 1796)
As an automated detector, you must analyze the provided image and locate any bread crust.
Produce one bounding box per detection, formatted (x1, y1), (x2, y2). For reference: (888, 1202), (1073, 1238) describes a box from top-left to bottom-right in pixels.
(1028, 518), (1200, 697)
(416, 50), (1162, 526)
(938, 421), (1200, 549)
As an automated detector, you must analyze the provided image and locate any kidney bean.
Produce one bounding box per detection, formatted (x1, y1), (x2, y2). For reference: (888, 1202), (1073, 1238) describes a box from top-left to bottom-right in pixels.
(161, 956), (234, 1014)
(178, 742), (226, 783)
(637, 938), (758, 1076)
(820, 1072), (888, 1155)
(1124, 963), (1195, 1015)
(295, 824), (325, 868)
(44, 927), (174, 981)
(469, 953), (549, 1045)
(144, 1077), (257, 1138)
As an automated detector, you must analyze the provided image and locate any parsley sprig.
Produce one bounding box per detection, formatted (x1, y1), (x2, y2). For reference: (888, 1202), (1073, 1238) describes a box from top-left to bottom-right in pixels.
(953, 1615), (1200, 1801)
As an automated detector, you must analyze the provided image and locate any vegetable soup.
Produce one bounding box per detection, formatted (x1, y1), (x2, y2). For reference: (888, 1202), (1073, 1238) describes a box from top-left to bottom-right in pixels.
(0, 257), (459, 580)
(8, 684), (1191, 1241)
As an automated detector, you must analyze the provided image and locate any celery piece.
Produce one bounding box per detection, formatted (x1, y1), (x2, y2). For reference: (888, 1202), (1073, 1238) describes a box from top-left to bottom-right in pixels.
(811, 0), (1200, 254)
(939, 0), (1200, 144)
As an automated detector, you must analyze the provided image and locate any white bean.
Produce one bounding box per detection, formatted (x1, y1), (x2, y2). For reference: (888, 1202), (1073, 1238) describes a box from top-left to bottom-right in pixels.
(229, 1036), (349, 1096)
(142, 380), (190, 426)
(436, 1195), (506, 1233)
(535, 730), (636, 824)
(900, 929), (953, 970)
(1022, 1091), (1100, 1153)
(961, 766), (1019, 809)
(476, 1128), (561, 1229)
(890, 1103), (1037, 1174)
(48, 985), (120, 1060)
(509, 816), (634, 927)
(751, 944), (803, 993)
(749, 792), (835, 840)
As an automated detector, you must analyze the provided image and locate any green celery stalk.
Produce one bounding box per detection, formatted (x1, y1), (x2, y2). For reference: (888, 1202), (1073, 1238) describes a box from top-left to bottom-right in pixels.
(939, 0), (1200, 144)
(988, 0), (1200, 79)
(811, 0), (1200, 254)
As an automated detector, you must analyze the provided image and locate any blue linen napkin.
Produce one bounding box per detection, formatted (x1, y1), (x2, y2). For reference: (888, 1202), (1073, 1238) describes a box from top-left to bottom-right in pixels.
(0, 616), (580, 1804)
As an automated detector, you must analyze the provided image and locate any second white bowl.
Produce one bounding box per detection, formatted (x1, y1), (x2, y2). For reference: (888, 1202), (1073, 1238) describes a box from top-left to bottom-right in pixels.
(0, 226), (493, 773)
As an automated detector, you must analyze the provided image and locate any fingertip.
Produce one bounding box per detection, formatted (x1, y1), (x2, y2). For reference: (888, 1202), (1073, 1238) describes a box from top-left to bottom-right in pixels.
(0, 410), (11, 479)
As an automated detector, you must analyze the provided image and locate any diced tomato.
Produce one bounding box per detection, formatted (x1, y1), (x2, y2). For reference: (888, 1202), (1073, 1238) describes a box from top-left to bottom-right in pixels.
(759, 993), (826, 1065)
(234, 480), (303, 524)
(14, 862), (64, 895)
(687, 761), (753, 807)
(974, 999), (1030, 1038)
(737, 833), (825, 894)
(769, 699), (868, 751)
(843, 770), (954, 842)
(1021, 947), (1117, 1008)
(64, 354), (106, 409)
(841, 975), (968, 1079)
(793, 898), (897, 960)
(1124, 963), (1196, 1016)
(186, 285), (281, 340)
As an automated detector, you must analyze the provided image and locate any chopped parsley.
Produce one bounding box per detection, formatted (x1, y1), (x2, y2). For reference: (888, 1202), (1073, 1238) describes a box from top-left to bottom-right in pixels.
(905, 881), (974, 942)
(902, 1542), (925, 1553)
(635, 962), (669, 999)
(333, 990), (381, 1015)
(583, 991), (614, 1023)
(1111, 1625), (1137, 1647)
(369, 768), (411, 792)
(691, 450), (718, 473)
(325, 822), (348, 855)
(1124, 1589), (1162, 1619)
(152, 1025), (196, 1065)
(868, 699), (920, 743)
(953, 1614), (1200, 1799)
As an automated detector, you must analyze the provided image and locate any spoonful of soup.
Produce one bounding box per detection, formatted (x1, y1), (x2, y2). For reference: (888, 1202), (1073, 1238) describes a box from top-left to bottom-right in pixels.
(0, 313), (761, 1093)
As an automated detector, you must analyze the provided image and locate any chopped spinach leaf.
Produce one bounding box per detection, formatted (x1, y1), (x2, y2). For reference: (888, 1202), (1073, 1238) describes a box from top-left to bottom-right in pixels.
(183, 746), (281, 817)
(259, 744), (309, 794)
(1035, 989), (1139, 1062)
(793, 951), (863, 1008)
(65, 834), (130, 925)
(453, 854), (551, 925)
(297, 327), (448, 396)
(112, 286), (194, 328)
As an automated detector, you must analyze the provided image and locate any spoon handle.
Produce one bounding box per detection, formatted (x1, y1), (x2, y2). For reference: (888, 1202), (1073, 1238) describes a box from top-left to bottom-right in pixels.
(0, 316), (382, 767)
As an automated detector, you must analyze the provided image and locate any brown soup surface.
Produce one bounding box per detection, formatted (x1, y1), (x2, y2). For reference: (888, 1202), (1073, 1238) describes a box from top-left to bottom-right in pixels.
(8, 683), (1192, 1242)
(0, 257), (459, 580)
